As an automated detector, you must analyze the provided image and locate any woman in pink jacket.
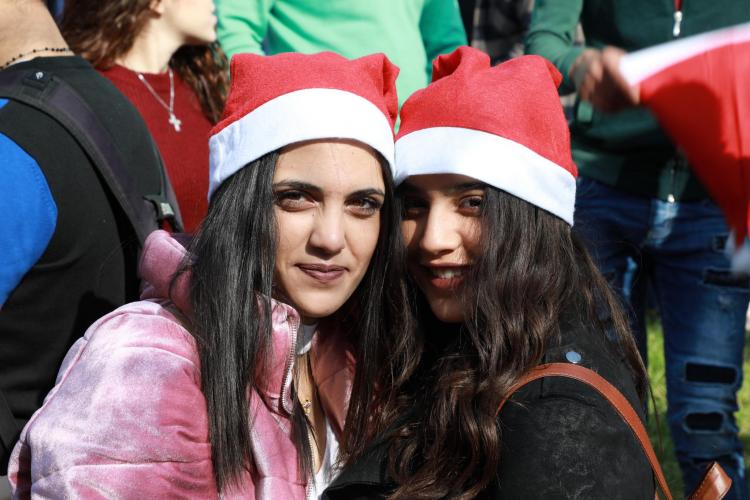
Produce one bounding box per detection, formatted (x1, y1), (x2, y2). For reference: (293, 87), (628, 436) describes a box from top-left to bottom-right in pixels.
(9, 51), (411, 499)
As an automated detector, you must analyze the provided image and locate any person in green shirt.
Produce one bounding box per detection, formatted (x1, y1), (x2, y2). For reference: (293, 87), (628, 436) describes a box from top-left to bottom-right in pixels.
(216, 0), (467, 106)
(526, 2), (750, 499)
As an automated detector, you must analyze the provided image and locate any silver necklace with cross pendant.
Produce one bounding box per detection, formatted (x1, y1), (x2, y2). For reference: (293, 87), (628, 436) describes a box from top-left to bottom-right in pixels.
(137, 68), (182, 132)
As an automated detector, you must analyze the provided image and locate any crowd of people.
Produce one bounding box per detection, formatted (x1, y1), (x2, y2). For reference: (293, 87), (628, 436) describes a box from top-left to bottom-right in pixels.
(1, 0), (748, 498)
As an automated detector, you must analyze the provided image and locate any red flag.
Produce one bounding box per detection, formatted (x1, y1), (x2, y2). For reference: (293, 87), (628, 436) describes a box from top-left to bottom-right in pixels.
(619, 23), (750, 267)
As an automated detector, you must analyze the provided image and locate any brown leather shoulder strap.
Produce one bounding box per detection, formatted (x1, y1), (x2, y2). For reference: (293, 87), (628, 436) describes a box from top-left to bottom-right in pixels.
(496, 363), (672, 500)
(690, 463), (732, 500)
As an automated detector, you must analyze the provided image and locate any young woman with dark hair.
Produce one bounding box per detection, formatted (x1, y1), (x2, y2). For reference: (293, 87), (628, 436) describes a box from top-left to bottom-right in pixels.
(324, 47), (654, 499)
(60, 0), (228, 232)
(8, 52), (411, 499)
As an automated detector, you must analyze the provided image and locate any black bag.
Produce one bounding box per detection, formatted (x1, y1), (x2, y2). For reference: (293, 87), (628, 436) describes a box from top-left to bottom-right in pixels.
(0, 66), (183, 472)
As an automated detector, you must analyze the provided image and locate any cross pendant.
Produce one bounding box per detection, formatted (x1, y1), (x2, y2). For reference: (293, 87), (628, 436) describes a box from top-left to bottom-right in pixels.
(169, 113), (182, 132)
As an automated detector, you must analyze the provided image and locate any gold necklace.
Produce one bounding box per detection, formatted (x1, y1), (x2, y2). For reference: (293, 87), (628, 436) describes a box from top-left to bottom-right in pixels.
(297, 352), (317, 416)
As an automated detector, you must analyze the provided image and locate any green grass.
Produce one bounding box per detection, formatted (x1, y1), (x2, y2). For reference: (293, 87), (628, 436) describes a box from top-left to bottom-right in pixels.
(646, 317), (750, 494)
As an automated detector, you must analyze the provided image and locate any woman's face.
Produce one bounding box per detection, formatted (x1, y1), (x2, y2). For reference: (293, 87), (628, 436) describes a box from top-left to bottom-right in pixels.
(159, 0), (217, 45)
(400, 174), (484, 323)
(272, 139), (385, 323)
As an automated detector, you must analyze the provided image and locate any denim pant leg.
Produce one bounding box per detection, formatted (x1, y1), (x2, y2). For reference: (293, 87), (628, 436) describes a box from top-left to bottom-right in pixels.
(649, 198), (749, 499)
(574, 177), (651, 356)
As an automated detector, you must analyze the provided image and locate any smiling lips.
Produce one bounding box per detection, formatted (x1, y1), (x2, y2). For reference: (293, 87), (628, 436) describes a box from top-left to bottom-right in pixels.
(424, 265), (470, 291)
(297, 263), (347, 283)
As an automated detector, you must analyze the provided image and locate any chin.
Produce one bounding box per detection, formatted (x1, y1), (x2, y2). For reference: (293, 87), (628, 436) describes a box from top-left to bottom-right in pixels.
(427, 298), (465, 324)
(186, 32), (217, 45)
(294, 304), (341, 322)
(286, 291), (353, 322)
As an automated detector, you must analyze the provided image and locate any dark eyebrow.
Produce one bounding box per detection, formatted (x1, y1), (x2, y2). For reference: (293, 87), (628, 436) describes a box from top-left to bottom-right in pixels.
(272, 180), (321, 194)
(446, 182), (486, 194)
(398, 181), (419, 193)
(349, 188), (385, 198)
(399, 180), (486, 194)
(272, 180), (385, 198)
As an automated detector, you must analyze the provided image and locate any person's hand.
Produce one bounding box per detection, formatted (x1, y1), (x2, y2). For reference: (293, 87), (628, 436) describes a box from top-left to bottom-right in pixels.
(569, 46), (640, 112)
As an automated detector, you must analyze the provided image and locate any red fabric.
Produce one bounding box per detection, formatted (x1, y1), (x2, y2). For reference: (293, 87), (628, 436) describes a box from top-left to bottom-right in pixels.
(100, 65), (210, 233)
(396, 47), (577, 178)
(212, 51), (399, 136)
(638, 40), (750, 241)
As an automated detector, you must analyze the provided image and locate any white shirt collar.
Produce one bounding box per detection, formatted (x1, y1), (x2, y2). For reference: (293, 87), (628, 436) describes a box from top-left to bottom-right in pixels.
(297, 322), (318, 356)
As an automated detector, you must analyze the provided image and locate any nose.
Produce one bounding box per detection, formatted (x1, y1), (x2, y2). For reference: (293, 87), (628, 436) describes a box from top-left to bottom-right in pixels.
(308, 204), (346, 256)
(418, 204), (462, 257)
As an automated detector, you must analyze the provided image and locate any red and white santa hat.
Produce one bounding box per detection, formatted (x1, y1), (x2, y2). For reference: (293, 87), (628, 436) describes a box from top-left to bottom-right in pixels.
(395, 47), (578, 225)
(208, 51), (399, 199)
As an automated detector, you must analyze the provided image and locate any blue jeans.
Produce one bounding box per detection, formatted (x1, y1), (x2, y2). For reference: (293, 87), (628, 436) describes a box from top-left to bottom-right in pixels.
(575, 176), (749, 499)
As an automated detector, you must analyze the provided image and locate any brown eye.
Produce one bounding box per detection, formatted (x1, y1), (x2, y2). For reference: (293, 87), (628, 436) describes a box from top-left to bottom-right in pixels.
(401, 196), (427, 219)
(459, 196), (483, 214)
(274, 190), (314, 211)
(349, 196), (383, 217)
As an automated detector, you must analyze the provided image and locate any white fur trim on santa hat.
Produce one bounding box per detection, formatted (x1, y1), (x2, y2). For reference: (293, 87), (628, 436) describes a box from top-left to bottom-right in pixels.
(208, 88), (395, 200)
(395, 127), (576, 225)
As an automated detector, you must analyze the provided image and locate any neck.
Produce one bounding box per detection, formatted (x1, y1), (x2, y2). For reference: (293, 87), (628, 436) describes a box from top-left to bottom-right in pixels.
(0, 2), (70, 68)
(116, 22), (182, 74)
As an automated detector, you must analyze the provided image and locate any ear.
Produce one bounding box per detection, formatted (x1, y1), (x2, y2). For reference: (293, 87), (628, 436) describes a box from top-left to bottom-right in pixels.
(150, 0), (166, 15)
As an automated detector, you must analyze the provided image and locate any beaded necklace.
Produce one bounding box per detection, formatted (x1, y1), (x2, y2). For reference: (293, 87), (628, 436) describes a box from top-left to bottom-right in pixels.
(1, 47), (72, 70)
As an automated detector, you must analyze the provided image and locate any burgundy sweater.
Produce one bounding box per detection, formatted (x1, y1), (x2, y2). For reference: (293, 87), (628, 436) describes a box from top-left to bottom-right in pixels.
(100, 65), (210, 233)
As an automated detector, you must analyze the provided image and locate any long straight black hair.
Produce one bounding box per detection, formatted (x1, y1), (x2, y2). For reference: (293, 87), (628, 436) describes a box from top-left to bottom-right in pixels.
(177, 149), (413, 492)
(378, 184), (648, 499)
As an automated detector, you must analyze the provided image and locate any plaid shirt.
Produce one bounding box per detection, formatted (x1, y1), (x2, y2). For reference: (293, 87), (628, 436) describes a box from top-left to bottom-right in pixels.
(470, 0), (535, 64)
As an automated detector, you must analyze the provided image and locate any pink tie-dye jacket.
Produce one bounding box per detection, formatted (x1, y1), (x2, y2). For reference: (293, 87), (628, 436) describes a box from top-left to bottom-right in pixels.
(8, 230), (355, 499)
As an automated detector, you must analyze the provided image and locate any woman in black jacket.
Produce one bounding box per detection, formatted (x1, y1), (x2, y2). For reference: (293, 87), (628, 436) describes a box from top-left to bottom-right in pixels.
(324, 46), (654, 499)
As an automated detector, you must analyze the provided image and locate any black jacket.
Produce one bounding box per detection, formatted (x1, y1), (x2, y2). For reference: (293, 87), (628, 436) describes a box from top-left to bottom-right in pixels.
(324, 316), (654, 499)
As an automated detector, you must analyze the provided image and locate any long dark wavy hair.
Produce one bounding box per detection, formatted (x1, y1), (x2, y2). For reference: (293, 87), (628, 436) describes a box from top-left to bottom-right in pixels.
(178, 151), (413, 492)
(371, 185), (648, 499)
(59, 0), (228, 123)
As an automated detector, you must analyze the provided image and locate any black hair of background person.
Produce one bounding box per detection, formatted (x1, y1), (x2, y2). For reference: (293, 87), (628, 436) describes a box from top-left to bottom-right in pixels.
(172, 152), (414, 492)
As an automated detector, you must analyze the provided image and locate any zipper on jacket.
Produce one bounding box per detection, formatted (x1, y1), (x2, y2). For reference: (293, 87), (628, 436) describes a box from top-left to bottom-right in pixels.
(305, 425), (317, 499)
(668, 163), (676, 203)
(280, 310), (299, 415)
(673, 0), (683, 37)
(667, 152), (680, 203)
(277, 309), (315, 497)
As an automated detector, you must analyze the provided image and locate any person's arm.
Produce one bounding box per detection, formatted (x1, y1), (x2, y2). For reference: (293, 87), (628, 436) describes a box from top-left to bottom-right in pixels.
(496, 395), (654, 498)
(0, 130), (56, 307)
(570, 46), (639, 112)
(420, 0), (469, 77)
(526, 1), (637, 112)
(524, 0), (585, 94)
(215, 0), (276, 59)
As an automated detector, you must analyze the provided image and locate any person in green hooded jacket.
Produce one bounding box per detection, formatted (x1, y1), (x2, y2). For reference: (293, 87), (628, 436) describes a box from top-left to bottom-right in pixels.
(526, 2), (750, 498)
(215, 0), (467, 107)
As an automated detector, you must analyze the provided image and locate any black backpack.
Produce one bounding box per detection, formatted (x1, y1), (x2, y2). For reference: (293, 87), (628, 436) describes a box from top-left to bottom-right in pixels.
(0, 66), (184, 472)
